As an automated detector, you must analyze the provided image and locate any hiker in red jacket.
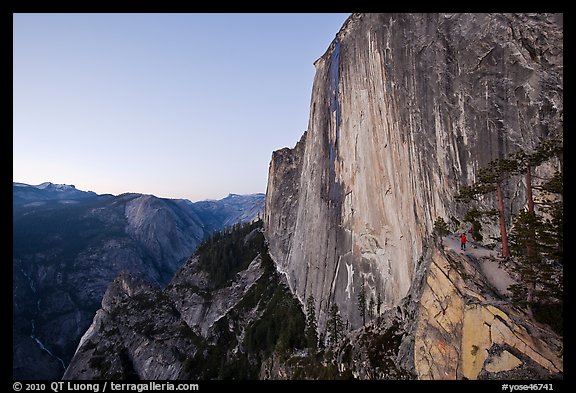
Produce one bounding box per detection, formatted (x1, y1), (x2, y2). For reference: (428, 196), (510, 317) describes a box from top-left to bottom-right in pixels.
(460, 233), (467, 250)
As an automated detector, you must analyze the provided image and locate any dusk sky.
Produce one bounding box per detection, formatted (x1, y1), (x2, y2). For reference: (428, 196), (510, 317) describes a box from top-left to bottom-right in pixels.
(13, 13), (350, 201)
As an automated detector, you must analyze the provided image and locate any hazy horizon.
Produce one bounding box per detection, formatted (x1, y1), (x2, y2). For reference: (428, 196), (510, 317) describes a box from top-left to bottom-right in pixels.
(13, 13), (350, 201)
(12, 179), (265, 202)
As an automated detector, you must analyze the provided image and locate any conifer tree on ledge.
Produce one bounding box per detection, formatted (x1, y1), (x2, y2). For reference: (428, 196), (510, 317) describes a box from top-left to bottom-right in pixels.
(456, 157), (518, 258)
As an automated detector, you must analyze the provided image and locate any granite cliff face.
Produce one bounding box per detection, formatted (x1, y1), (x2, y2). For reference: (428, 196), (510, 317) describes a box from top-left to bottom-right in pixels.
(265, 13), (562, 332)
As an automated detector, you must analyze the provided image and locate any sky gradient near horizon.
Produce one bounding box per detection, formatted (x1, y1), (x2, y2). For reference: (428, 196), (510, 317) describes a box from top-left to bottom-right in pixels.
(13, 13), (350, 201)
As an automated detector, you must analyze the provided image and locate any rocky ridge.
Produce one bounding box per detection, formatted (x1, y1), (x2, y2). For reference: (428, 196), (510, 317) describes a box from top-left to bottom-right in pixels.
(63, 221), (308, 380)
(13, 184), (264, 379)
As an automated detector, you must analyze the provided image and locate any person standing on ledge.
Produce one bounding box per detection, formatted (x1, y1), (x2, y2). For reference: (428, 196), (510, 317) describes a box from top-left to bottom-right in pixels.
(460, 233), (467, 250)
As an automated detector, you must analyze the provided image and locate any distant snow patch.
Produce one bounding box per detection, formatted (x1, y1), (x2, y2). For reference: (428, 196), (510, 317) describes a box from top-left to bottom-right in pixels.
(23, 201), (46, 207)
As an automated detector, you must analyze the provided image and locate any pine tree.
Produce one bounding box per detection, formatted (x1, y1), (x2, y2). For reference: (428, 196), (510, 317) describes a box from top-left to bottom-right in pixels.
(433, 217), (449, 246)
(508, 137), (563, 317)
(512, 137), (563, 264)
(509, 210), (561, 316)
(540, 171), (563, 264)
(463, 208), (483, 242)
(327, 303), (344, 347)
(511, 149), (544, 314)
(377, 291), (382, 315)
(462, 208), (498, 243)
(317, 333), (325, 350)
(456, 158), (518, 258)
(305, 295), (318, 351)
(513, 137), (563, 208)
(368, 297), (375, 321)
(357, 284), (366, 326)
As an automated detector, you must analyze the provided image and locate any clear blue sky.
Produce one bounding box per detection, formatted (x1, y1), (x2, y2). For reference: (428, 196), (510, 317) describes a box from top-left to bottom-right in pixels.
(13, 13), (350, 201)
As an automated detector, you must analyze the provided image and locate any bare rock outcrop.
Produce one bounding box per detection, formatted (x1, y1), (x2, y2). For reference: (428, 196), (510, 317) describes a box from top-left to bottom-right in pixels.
(412, 246), (562, 379)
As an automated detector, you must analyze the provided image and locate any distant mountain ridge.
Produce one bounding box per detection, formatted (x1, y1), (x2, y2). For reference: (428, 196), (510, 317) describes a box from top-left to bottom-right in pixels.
(13, 182), (99, 204)
(193, 193), (265, 230)
(13, 182), (264, 380)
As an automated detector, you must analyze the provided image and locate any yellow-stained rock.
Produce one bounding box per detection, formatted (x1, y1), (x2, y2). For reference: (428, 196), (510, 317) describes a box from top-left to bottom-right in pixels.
(461, 305), (492, 379)
(486, 305), (510, 322)
(415, 252), (463, 379)
(484, 350), (523, 373)
(490, 317), (563, 374)
(414, 248), (563, 380)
